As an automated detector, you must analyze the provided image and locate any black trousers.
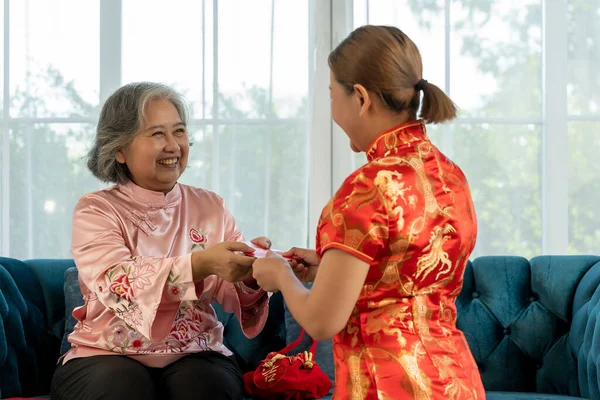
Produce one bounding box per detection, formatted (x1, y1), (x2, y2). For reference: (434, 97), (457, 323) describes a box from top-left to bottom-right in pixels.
(50, 351), (244, 400)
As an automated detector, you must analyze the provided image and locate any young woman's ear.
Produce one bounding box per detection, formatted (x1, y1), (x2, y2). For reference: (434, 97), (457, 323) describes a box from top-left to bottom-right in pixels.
(353, 84), (371, 117)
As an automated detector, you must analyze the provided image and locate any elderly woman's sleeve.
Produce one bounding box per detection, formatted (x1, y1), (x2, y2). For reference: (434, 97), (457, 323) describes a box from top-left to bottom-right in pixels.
(71, 196), (200, 342)
(213, 283), (269, 338)
(210, 197), (269, 338)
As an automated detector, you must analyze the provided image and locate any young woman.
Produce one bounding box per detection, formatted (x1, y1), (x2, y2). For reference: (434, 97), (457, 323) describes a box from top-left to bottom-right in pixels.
(252, 25), (485, 400)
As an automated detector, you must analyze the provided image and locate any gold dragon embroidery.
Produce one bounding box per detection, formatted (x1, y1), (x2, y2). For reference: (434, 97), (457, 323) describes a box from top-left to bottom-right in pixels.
(364, 299), (412, 347)
(416, 223), (457, 280)
(432, 355), (479, 400)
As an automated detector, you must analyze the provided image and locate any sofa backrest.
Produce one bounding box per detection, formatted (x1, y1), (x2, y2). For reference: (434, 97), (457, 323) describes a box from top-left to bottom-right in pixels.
(0, 257), (74, 399)
(457, 255), (600, 398)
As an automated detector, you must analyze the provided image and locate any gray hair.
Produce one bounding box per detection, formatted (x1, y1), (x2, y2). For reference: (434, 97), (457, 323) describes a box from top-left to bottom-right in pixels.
(87, 82), (189, 184)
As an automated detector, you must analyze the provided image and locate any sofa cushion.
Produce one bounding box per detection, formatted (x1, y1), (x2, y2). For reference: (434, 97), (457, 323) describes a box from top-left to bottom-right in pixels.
(457, 256), (600, 397)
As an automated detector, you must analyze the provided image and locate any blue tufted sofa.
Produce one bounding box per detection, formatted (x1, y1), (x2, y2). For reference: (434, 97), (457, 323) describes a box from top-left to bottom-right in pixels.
(0, 255), (599, 399)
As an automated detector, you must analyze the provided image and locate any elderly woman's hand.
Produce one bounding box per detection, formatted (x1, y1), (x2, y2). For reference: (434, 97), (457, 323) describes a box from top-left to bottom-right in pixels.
(191, 241), (256, 282)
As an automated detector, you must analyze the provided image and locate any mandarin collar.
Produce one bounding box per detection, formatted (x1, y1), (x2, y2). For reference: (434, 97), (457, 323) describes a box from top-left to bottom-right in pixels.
(118, 180), (182, 208)
(365, 120), (428, 162)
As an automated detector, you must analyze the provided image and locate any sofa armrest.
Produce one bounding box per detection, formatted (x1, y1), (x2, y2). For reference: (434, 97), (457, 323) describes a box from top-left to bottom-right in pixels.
(570, 258), (600, 399)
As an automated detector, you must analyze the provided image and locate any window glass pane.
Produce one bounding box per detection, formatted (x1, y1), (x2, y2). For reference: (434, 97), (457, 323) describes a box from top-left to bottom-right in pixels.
(353, 0), (446, 92)
(568, 122), (600, 254)
(568, 0), (600, 116)
(122, 0), (211, 118)
(355, 1), (542, 117)
(10, 0), (100, 117)
(450, 0), (542, 118)
(9, 124), (98, 259)
(218, 1), (308, 119)
(451, 124), (542, 258)
(124, 0), (308, 122)
(352, 151), (367, 172)
(353, 0), (366, 26)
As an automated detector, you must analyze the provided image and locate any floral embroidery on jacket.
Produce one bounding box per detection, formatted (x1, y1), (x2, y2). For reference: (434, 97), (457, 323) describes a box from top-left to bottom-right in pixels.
(108, 272), (135, 301)
(131, 261), (156, 291)
(109, 303), (143, 328)
(103, 303), (213, 354)
(189, 228), (208, 251)
(105, 323), (150, 353)
(166, 302), (210, 349)
(167, 270), (184, 301)
(104, 259), (157, 302)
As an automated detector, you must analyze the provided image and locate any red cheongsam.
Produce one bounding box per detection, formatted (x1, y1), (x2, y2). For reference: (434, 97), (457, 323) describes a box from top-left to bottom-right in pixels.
(316, 120), (485, 400)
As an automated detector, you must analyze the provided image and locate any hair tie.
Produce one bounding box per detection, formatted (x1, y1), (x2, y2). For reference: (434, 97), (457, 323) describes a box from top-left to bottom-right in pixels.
(415, 79), (428, 92)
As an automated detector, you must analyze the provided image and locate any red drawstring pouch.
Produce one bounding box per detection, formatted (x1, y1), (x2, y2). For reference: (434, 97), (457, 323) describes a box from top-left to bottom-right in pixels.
(243, 329), (332, 399)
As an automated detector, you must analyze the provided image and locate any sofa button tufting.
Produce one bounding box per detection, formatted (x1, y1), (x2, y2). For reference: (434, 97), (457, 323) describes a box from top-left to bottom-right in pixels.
(528, 296), (536, 302)
(472, 292), (480, 299)
(536, 362), (543, 369)
(503, 328), (511, 336)
(477, 363), (485, 372)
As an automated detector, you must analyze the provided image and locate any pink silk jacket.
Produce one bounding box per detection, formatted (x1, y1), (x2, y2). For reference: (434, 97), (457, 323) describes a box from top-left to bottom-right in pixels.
(63, 181), (269, 368)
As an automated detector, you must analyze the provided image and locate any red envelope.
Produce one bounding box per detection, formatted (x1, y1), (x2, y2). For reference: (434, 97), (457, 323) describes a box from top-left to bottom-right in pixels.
(243, 242), (300, 260)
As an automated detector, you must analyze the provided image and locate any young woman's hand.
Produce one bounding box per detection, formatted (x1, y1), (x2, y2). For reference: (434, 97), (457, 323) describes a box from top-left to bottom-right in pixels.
(252, 251), (293, 292)
(242, 236), (272, 288)
(283, 247), (319, 283)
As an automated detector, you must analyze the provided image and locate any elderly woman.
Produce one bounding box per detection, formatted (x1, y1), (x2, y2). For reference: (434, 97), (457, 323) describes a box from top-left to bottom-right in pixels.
(51, 82), (271, 400)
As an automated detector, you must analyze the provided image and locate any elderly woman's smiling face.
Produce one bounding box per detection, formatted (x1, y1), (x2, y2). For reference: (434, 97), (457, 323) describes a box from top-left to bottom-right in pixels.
(116, 99), (190, 193)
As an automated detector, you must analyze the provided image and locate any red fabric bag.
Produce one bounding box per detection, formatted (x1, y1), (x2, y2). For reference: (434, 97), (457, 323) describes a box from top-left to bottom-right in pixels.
(243, 329), (332, 399)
